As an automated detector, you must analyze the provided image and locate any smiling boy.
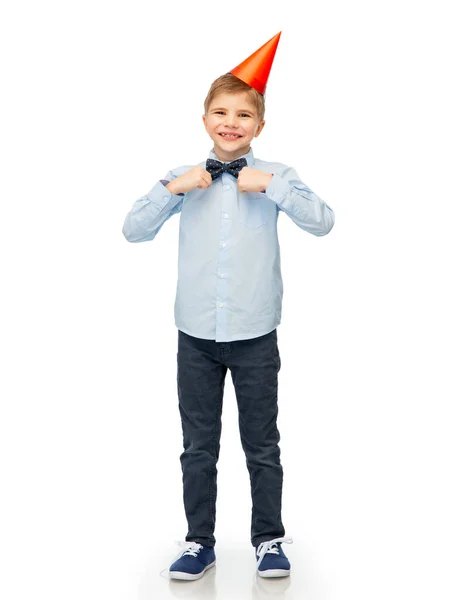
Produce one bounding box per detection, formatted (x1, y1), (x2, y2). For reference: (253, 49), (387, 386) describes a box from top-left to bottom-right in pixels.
(122, 33), (335, 581)
(165, 86), (270, 196)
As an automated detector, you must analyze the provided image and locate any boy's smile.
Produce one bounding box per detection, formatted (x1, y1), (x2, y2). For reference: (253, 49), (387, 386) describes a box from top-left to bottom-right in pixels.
(203, 91), (265, 162)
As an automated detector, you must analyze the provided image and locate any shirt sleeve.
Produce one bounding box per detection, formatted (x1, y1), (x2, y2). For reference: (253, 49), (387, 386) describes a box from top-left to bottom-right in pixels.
(122, 170), (185, 243)
(265, 167), (335, 236)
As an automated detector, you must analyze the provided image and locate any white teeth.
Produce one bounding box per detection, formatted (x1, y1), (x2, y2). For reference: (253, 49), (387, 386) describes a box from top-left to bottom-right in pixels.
(220, 134), (240, 139)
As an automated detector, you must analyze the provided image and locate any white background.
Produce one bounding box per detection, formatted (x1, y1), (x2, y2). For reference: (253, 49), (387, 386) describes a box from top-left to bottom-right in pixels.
(1, 1), (450, 599)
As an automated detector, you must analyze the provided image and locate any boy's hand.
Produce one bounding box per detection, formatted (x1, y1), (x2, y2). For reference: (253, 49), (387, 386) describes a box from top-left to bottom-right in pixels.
(237, 168), (273, 193)
(166, 166), (212, 195)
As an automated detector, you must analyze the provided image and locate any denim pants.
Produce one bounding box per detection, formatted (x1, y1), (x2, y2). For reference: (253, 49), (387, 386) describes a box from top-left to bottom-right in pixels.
(177, 327), (285, 548)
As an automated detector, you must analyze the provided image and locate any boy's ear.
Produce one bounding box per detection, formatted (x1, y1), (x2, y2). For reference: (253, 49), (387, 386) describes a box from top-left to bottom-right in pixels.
(255, 120), (266, 138)
(202, 114), (207, 129)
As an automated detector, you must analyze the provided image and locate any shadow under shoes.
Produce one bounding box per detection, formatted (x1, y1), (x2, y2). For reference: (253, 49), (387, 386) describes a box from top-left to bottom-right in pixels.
(169, 542), (216, 581)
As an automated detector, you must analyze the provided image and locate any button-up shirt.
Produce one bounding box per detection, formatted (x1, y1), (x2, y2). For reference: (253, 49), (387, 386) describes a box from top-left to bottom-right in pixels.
(122, 148), (335, 342)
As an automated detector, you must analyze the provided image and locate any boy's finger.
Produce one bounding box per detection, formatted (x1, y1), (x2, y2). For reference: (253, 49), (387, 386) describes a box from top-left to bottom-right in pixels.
(197, 177), (209, 189)
(201, 174), (212, 187)
(201, 169), (212, 184)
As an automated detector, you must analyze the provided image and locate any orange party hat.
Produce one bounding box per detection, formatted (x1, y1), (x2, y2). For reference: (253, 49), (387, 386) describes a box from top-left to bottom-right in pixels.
(230, 32), (282, 95)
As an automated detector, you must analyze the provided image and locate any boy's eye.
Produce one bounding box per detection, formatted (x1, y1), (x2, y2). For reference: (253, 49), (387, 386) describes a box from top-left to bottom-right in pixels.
(214, 111), (225, 115)
(239, 113), (250, 118)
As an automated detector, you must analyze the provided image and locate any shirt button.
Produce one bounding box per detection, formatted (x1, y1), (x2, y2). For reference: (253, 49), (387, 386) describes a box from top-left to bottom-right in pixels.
(218, 302), (224, 308)
(223, 213), (228, 219)
(222, 243), (227, 248)
(219, 273), (224, 278)
(224, 185), (230, 190)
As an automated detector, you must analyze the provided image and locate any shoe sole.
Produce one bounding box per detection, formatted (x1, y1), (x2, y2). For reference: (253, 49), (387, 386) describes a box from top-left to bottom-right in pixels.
(169, 560), (216, 580)
(258, 568), (290, 578)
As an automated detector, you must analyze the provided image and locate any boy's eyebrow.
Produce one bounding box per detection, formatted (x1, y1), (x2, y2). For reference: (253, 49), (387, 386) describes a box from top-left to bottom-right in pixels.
(210, 106), (255, 114)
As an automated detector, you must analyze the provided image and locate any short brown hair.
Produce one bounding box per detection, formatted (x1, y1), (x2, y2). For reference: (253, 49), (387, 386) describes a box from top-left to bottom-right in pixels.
(204, 73), (265, 121)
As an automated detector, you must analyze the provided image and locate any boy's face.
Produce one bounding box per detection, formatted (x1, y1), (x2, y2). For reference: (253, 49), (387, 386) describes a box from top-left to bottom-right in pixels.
(203, 91), (265, 162)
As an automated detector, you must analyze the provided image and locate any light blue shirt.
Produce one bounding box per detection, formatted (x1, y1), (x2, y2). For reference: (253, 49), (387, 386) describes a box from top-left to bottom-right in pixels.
(122, 148), (335, 342)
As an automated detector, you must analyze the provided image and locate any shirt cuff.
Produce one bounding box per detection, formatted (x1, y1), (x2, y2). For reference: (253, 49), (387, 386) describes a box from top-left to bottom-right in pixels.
(264, 173), (290, 207)
(160, 179), (184, 196)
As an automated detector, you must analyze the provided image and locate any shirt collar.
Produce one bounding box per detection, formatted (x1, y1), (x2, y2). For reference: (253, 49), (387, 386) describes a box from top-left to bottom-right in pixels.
(209, 147), (255, 167)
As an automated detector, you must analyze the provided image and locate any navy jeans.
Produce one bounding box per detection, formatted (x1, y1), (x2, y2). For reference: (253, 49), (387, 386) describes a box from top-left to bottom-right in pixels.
(177, 328), (285, 548)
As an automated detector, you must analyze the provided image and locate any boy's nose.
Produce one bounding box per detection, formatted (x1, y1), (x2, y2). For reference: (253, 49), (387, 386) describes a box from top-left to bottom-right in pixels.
(224, 114), (238, 127)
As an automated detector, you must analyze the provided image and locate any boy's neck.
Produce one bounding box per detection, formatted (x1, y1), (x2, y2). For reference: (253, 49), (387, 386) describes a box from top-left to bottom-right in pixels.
(213, 144), (251, 162)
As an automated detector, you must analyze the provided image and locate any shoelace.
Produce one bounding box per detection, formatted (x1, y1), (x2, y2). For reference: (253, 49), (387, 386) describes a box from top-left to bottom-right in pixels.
(255, 536), (293, 572)
(159, 540), (204, 579)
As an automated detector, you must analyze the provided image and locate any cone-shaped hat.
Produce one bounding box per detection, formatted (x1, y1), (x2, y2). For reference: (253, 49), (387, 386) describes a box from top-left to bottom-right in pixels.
(230, 32), (281, 95)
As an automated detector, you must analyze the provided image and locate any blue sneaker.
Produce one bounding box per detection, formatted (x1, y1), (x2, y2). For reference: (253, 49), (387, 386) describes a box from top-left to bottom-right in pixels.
(255, 537), (293, 578)
(169, 541), (216, 580)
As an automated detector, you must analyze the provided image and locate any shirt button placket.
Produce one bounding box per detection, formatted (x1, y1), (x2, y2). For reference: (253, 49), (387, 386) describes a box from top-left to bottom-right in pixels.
(216, 173), (234, 341)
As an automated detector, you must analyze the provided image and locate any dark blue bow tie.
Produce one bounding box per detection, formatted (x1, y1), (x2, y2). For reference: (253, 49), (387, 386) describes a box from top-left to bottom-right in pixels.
(206, 157), (247, 180)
